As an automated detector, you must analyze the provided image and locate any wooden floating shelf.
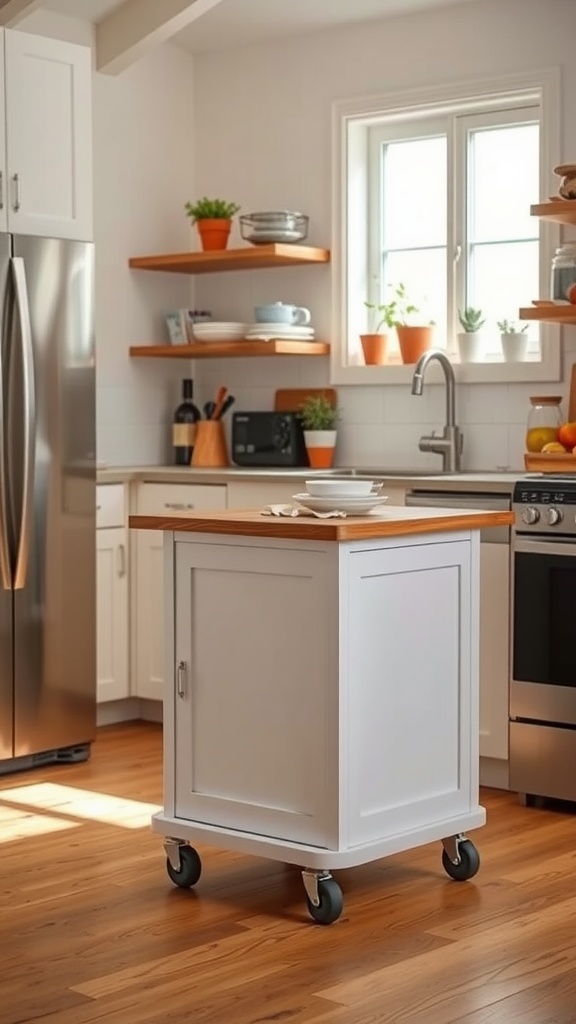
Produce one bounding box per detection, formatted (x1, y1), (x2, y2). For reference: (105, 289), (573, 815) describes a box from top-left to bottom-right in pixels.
(525, 452), (576, 473)
(129, 340), (330, 359)
(128, 244), (330, 275)
(530, 200), (576, 225)
(519, 303), (576, 323)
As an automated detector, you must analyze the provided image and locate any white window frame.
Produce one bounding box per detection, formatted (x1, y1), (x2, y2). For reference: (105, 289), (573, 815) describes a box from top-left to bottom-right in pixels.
(330, 68), (561, 386)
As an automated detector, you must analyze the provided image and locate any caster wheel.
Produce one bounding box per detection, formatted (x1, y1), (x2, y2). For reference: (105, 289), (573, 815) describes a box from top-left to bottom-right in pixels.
(306, 878), (344, 925)
(442, 839), (480, 881)
(166, 845), (202, 888)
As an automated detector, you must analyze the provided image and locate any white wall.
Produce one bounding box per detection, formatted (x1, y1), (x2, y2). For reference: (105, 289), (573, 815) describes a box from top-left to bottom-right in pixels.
(92, 45), (196, 465)
(191, 0), (576, 472)
(20, 9), (197, 466)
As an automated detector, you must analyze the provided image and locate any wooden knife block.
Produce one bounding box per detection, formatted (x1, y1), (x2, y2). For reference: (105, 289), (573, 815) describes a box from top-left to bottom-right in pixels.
(191, 420), (229, 467)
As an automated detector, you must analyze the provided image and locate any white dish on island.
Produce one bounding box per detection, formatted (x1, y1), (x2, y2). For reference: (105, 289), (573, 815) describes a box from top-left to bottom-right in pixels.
(293, 492), (389, 514)
(305, 478), (380, 498)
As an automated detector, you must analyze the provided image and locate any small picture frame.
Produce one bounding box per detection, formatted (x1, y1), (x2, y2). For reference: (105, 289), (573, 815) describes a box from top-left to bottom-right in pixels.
(165, 310), (189, 345)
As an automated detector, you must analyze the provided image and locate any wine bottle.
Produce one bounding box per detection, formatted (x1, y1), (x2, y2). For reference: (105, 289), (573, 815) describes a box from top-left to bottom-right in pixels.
(172, 378), (201, 465)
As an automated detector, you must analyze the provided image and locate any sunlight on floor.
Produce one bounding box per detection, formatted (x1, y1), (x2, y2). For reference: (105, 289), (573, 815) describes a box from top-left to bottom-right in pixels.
(0, 804), (79, 841)
(0, 783), (161, 829)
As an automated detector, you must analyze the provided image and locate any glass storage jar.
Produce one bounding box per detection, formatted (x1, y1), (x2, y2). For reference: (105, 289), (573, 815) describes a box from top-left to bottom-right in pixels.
(550, 243), (576, 302)
(525, 396), (564, 452)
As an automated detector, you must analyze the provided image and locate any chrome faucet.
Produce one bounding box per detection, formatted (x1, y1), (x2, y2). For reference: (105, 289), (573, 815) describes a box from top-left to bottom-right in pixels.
(411, 349), (463, 473)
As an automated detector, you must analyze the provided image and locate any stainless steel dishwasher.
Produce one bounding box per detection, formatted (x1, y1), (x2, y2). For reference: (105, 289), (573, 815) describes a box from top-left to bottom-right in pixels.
(405, 490), (512, 787)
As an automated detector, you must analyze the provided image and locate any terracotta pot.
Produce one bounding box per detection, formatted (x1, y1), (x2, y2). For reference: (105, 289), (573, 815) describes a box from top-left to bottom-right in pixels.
(396, 325), (434, 364)
(360, 333), (388, 365)
(196, 218), (232, 252)
(304, 430), (337, 469)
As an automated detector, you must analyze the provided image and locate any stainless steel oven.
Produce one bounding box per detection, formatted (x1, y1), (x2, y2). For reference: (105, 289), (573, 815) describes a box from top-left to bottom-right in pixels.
(510, 476), (576, 802)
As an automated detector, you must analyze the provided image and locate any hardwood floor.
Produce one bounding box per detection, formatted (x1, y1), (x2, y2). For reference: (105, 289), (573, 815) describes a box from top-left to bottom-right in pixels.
(1, 722), (576, 1023)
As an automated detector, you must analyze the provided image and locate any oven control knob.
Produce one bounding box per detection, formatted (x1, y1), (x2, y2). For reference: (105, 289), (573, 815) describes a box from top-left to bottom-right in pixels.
(521, 506), (540, 525)
(546, 506), (563, 526)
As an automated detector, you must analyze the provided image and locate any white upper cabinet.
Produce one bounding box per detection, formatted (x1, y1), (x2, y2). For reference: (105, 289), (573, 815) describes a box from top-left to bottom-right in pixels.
(2, 30), (92, 240)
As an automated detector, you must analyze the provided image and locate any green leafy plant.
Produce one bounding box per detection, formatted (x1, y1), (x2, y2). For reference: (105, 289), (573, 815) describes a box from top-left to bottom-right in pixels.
(497, 319), (529, 334)
(184, 197), (241, 223)
(363, 298), (397, 333)
(390, 282), (421, 326)
(299, 394), (339, 431)
(458, 307), (485, 332)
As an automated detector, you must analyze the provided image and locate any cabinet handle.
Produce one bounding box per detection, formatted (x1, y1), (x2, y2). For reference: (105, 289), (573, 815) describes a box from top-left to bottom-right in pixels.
(12, 173), (20, 212)
(164, 502), (195, 510)
(116, 543), (126, 577)
(177, 659), (187, 699)
(0, 172), (4, 210)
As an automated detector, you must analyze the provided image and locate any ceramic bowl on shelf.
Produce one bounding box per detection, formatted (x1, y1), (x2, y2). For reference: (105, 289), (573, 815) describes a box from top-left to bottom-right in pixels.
(192, 321), (248, 343)
(240, 211), (309, 245)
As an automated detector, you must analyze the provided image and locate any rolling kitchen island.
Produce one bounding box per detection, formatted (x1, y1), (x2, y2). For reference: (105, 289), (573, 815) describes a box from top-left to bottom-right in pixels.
(129, 503), (514, 923)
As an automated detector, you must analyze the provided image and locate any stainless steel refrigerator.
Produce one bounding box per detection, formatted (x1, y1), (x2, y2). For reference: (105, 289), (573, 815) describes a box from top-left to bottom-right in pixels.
(0, 234), (96, 773)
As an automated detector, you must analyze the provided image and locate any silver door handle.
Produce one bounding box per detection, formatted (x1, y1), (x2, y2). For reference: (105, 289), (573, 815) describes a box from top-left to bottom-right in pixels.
(12, 258), (35, 590)
(11, 173), (20, 212)
(0, 263), (10, 589)
(177, 659), (187, 698)
(116, 543), (126, 577)
(164, 502), (195, 510)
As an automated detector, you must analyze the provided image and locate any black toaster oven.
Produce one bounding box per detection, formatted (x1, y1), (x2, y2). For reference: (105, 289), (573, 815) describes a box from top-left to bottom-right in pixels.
(231, 411), (308, 467)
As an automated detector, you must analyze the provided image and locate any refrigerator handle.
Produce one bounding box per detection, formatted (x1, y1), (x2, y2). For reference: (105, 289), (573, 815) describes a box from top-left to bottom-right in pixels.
(11, 257), (35, 590)
(0, 257), (11, 590)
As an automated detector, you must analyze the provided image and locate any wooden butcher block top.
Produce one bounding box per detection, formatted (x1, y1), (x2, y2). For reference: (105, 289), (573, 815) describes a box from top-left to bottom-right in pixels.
(129, 505), (514, 542)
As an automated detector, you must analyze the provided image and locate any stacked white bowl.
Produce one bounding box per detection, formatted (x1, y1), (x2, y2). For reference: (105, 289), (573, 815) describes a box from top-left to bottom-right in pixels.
(192, 322), (249, 343)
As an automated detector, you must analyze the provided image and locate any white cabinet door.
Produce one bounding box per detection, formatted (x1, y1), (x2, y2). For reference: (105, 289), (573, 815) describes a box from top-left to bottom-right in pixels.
(479, 541), (510, 761)
(96, 527), (129, 703)
(4, 31), (92, 240)
(134, 484), (227, 701)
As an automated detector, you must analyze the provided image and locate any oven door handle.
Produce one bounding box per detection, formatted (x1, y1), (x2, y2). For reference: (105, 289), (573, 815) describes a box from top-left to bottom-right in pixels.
(514, 537), (576, 557)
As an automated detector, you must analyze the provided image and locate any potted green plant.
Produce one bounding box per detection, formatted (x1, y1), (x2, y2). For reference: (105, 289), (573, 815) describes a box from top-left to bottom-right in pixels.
(390, 283), (435, 364)
(457, 307), (485, 363)
(299, 394), (339, 469)
(184, 197), (241, 252)
(360, 297), (397, 365)
(497, 319), (529, 362)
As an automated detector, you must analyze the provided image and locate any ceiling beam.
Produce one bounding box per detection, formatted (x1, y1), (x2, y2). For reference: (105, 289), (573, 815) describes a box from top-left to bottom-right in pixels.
(0, 0), (44, 27)
(96, 0), (225, 75)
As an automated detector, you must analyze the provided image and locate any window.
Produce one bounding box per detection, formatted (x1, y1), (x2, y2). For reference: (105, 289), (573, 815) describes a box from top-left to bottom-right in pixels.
(332, 70), (561, 385)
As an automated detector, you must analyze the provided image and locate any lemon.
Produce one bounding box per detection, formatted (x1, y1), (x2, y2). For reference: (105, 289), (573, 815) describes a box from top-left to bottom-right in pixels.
(541, 441), (567, 453)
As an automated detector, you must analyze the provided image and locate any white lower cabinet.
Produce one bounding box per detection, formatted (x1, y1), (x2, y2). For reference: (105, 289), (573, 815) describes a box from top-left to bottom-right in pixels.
(163, 529), (482, 857)
(133, 483), (227, 701)
(96, 485), (129, 703)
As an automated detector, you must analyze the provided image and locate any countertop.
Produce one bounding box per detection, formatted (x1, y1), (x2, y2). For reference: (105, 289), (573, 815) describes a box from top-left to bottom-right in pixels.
(98, 465), (524, 494)
(128, 505), (514, 542)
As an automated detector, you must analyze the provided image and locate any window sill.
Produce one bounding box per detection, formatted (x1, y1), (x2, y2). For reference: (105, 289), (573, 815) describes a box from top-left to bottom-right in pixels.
(329, 352), (561, 386)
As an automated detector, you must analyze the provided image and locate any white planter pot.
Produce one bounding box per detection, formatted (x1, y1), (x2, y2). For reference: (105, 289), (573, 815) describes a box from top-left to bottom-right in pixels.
(456, 332), (483, 363)
(303, 429), (337, 469)
(501, 332), (529, 362)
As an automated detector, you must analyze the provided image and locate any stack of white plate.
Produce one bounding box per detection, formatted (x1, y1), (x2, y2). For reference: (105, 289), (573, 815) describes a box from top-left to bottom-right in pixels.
(245, 322), (316, 342)
(293, 492), (389, 515)
(192, 321), (249, 343)
(293, 479), (388, 515)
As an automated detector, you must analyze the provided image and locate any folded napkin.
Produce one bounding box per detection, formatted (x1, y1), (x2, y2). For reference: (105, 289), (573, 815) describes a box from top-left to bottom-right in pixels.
(261, 503), (347, 519)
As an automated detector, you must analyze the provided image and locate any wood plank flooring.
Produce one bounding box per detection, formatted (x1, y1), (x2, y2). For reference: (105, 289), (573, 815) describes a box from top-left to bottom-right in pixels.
(1, 721), (576, 1024)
